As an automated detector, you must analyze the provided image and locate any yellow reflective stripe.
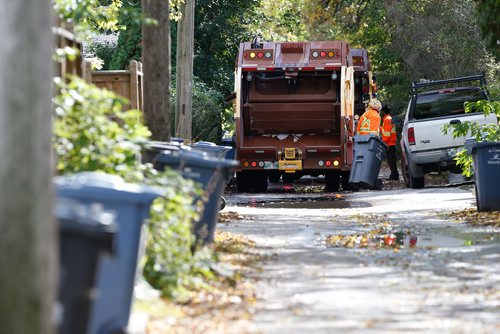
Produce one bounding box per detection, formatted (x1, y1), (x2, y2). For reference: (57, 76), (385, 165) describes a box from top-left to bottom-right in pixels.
(359, 117), (371, 132)
(369, 130), (379, 135)
(391, 126), (396, 134)
(382, 130), (391, 137)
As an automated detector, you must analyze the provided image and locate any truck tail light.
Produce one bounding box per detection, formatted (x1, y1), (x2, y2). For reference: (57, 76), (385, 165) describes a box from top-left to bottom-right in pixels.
(333, 160), (340, 167)
(325, 160), (332, 167)
(407, 127), (416, 145)
(251, 161), (257, 167)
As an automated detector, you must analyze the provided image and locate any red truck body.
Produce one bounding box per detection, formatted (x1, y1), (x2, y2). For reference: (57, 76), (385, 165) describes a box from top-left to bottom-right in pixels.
(233, 41), (358, 192)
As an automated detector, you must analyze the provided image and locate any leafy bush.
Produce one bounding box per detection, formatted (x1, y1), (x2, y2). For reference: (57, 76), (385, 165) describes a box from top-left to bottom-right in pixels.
(170, 79), (225, 143)
(443, 100), (500, 177)
(53, 76), (217, 299)
(87, 40), (116, 70)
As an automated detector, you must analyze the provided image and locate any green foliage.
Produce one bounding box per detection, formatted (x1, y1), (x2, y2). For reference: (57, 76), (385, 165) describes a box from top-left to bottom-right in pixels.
(193, 0), (262, 96)
(476, 0), (500, 59)
(170, 79), (225, 143)
(54, 0), (123, 37)
(53, 76), (220, 299)
(87, 40), (117, 70)
(53, 77), (151, 178)
(109, 1), (143, 70)
(442, 100), (500, 176)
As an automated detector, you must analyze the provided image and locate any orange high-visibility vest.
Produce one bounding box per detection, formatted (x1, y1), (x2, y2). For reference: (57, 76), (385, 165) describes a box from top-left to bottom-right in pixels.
(357, 108), (381, 136)
(381, 114), (397, 146)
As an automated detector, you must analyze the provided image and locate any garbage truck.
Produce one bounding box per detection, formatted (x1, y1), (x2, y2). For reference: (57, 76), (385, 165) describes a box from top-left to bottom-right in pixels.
(232, 40), (357, 192)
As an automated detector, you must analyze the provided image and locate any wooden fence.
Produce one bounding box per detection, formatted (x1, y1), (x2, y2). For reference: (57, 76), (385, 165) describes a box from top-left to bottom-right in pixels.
(53, 20), (144, 111)
(53, 21), (83, 79)
(83, 60), (144, 111)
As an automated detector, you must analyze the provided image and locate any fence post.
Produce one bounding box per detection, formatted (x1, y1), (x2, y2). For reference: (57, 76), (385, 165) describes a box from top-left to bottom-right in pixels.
(129, 61), (140, 110)
(82, 60), (92, 84)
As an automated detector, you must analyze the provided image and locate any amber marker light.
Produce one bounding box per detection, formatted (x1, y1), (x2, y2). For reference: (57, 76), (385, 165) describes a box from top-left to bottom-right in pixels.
(243, 161), (250, 167)
(249, 52), (256, 59)
(333, 160), (340, 167)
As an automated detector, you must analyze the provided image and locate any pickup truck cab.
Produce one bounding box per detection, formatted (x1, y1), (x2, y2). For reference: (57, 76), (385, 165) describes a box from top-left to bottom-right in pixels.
(401, 75), (497, 188)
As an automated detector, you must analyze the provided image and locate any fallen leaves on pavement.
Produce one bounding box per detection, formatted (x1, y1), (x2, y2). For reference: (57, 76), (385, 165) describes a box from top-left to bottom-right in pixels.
(145, 230), (262, 334)
(449, 208), (500, 227)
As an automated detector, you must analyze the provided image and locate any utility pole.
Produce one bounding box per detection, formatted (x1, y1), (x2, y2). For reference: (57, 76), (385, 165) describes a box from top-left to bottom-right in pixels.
(0, 0), (56, 333)
(175, 0), (195, 140)
(142, 0), (171, 141)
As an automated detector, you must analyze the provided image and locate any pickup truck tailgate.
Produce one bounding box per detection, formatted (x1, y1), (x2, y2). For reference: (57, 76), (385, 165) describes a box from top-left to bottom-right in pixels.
(411, 113), (497, 151)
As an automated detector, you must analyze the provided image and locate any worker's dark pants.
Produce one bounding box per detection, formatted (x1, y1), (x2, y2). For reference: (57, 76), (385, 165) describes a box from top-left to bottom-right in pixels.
(386, 145), (399, 179)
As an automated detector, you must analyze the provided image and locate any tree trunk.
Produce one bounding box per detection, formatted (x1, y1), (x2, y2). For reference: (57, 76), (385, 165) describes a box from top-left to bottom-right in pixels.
(175, 0), (195, 140)
(0, 1), (56, 333)
(142, 0), (171, 141)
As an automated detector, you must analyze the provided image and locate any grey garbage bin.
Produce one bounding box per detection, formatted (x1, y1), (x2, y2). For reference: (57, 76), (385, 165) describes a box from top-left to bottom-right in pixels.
(56, 198), (116, 334)
(348, 134), (387, 190)
(154, 149), (238, 244)
(188, 141), (233, 159)
(471, 141), (500, 211)
(141, 140), (181, 164)
(55, 172), (163, 334)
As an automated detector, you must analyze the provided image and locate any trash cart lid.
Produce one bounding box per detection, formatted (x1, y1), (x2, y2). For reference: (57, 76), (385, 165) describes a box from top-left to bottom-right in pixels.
(189, 141), (233, 159)
(471, 141), (500, 154)
(354, 134), (387, 147)
(55, 172), (164, 205)
(55, 198), (117, 254)
(155, 149), (239, 170)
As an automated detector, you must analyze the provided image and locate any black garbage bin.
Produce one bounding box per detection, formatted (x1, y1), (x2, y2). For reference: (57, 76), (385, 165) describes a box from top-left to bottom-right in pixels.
(56, 198), (116, 334)
(154, 149), (238, 244)
(348, 134), (387, 190)
(471, 141), (500, 211)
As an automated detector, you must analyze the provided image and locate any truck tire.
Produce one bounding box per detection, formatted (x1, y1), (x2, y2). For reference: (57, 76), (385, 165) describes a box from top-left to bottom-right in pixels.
(325, 171), (340, 192)
(268, 171), (281, 183)
(282, 173), (295, 184)
(408, 167), (425, 189)
(254, 172), (269, 192)
(236, 172), (251, 192)
(402, 150), (425, 189)
(341, 171), (353, 191)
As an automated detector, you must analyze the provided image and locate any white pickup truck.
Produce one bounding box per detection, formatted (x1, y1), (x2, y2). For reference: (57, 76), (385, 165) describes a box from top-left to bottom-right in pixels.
(400, 75), (497, 188)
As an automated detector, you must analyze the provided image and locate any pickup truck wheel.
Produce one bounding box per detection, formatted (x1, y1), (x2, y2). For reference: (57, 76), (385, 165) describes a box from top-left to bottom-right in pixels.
(401, 155), (411, 188)
(325, 171), (340, 192)
(408, 168), (425, 189)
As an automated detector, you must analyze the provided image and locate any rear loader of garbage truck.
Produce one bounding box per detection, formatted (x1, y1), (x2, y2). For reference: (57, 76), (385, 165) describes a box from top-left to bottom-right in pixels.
(233, 40), (356, 192)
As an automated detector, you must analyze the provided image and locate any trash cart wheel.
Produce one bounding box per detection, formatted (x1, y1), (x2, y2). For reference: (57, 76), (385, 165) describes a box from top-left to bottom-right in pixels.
(374, 178), (383, 190)
(219, 196), (226, 211)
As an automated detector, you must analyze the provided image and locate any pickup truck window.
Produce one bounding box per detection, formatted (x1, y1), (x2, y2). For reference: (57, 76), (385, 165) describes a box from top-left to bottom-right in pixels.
(413, 88), (487, 120)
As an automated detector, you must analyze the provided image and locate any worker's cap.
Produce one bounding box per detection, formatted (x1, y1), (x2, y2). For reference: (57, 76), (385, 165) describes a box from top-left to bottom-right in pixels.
(369, 99), (382, 111)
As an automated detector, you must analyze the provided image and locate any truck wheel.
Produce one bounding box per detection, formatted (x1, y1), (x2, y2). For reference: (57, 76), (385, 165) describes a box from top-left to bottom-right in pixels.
(401, 152), (410, 188)
(408, 168), (425, 189)
(253, 172), (268, 192)
(236, 172), (251, 192)
(282, 173), (295, 184)
(269, 171), (281, 183)
(340, 171), (353, 191)
(325, 171), (340, 192)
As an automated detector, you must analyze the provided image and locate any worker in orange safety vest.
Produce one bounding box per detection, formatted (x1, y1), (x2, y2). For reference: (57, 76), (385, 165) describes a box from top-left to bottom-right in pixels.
(381, 105), (399, 180)
(357, 99), (382, 136)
